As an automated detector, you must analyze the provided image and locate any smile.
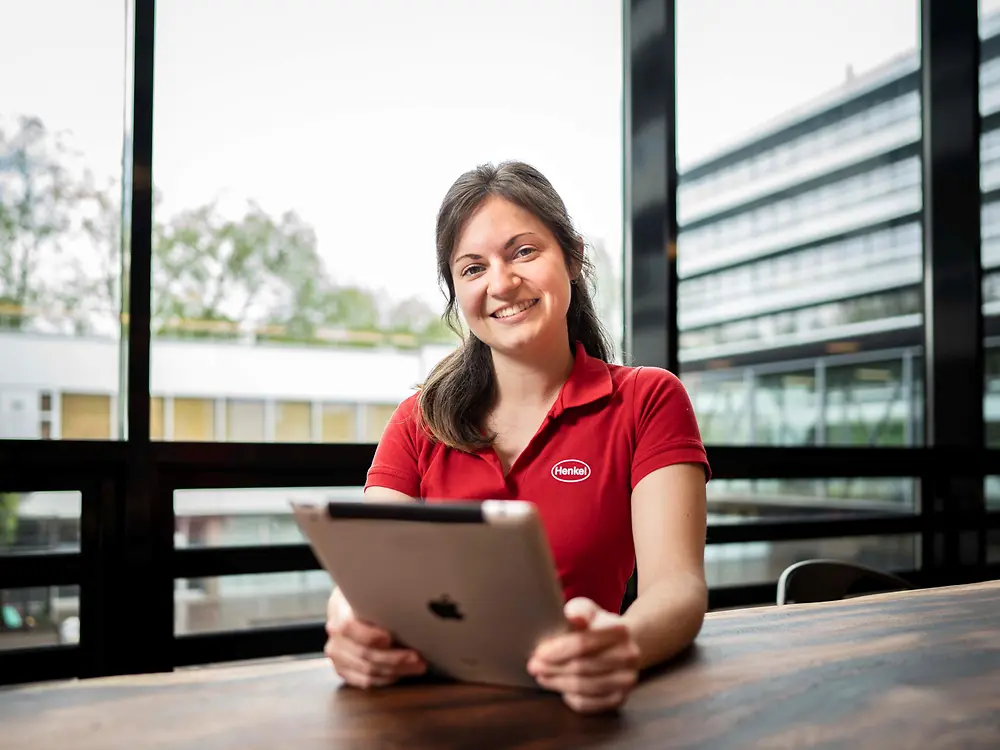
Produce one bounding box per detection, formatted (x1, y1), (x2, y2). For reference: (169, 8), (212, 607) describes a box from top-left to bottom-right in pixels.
(491, 299), (539, 319)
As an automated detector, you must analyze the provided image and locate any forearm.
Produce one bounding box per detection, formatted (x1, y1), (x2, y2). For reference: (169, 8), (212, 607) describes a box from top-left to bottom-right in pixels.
(620, 572), (708, 671)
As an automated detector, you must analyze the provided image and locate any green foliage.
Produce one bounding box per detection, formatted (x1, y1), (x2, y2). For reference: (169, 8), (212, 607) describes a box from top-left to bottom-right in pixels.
(0, 116), (83, 331)
(0, 493), (19, 547)
(2, 114), (455, 348)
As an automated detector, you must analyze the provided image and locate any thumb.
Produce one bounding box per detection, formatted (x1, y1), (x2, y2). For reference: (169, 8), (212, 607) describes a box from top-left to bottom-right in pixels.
(564, 597), (601, 630)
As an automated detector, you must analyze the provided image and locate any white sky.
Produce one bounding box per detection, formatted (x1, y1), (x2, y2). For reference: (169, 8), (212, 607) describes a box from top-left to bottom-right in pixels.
(2, 0), (992, 313)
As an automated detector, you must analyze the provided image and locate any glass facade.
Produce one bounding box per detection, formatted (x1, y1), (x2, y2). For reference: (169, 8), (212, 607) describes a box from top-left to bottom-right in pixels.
(0, 1), (127, 441)
(676, 2), (923, 456)
(0, 1), (996, 684)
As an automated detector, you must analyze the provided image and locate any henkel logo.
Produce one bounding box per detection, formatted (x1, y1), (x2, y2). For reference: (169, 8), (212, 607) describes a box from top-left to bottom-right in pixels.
(551, 459), (591, 483)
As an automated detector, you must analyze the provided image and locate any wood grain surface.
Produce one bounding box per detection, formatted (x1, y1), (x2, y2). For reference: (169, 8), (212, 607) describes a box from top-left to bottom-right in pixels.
(2, 580), (998, 750)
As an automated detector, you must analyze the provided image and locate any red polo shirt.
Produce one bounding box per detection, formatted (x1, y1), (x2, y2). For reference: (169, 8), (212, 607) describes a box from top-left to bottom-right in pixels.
(365, 342), (710, 614)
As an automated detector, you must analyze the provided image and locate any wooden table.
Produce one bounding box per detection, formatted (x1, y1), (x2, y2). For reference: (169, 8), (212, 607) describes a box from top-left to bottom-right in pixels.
(3, 580), (999, 749)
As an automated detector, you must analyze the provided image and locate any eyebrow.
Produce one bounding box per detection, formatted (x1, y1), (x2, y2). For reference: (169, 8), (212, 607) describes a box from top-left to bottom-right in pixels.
(452, 232), (538, 266)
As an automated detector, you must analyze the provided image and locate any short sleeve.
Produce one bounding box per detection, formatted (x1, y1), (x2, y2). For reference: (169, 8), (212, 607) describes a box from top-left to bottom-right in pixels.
(631, 367), (711, 488)
(364, 394), (421, 497)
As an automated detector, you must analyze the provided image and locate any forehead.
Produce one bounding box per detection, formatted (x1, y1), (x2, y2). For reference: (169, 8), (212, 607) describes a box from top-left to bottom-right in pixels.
(452, 196), (551, 257)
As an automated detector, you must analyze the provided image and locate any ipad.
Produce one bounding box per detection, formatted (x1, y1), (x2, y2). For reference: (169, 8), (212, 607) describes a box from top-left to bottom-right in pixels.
(291, 498), (569, 690)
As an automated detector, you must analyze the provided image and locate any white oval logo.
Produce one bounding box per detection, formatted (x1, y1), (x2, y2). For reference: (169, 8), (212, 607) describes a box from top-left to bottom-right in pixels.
(551, 459), (591, 483)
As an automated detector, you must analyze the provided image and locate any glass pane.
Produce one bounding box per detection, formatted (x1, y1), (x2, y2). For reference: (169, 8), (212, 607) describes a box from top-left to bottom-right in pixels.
(150, 396), (165, 440)
(176, 573), (328, 635)
(984, 476), (1000, 512)
(60, 394), (112, 440)
(150, 0), (624, 441)
(226, 399), (264, 442)
(173, 398), (215, 441)
(706, 535), (918, 589)
(708, 478), (917, 521)
(321, 404), (356, 443)
(982, 1), (1000, 445)
(676, 1), (923, 448)
(275, 401), (311, 443)
(1, 586), (79, 649)
(0, 2), (127, 441)
(364, 404), (398, 443)
(174, 487), (364, 548)
(0, 491), (81, 553)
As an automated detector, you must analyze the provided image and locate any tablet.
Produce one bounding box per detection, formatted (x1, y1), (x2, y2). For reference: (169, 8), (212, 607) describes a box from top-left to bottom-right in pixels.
(291, 498), (569, 690)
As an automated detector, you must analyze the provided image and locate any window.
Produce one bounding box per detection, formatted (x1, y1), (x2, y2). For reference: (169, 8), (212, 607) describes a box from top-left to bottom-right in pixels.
(982, 0), (1000, 448)
(0, 491), (81, 555)
(0, 1), (127, 441)
(173, 398), (215, 442)
(677, 0), (922, 450)
(226, 400), (264, 443)
(364, 404), (399, 443)
(321, 404), (356, 443)
(60, 394), (112, 440)
(150, 397), (165, 441)
(675, 0), (921, 525)
(149, 0), (624, 449)
(275, 401), (310, 443)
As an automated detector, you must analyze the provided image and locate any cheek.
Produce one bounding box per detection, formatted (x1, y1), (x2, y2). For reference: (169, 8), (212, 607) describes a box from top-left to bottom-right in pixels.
(453, 282), (483, 319)
(542, 269), (573, 313)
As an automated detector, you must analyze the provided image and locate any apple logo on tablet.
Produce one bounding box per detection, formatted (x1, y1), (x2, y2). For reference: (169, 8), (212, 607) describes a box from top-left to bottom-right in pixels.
(427, 594), (464, 621)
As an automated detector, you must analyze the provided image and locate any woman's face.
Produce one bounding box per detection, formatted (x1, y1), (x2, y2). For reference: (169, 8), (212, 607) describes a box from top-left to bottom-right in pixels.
(449, 195), (573, 358)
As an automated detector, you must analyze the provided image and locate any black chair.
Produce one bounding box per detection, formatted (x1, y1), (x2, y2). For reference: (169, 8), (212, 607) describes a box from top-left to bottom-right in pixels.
(776, 559), (912, 605)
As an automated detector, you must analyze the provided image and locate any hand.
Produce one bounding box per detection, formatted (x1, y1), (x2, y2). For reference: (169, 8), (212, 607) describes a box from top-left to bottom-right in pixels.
(527, 597), (641, 714)
(324, 588), (427, 689)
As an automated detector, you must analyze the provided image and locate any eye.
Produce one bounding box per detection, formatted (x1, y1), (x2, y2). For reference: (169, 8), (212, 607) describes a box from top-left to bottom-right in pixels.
(514, 246), (537, 259)
(460, 263), (485, 277)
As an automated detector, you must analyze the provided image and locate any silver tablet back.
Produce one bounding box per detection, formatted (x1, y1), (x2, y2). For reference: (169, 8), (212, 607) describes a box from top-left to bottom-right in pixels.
(293, 500), (568, 689)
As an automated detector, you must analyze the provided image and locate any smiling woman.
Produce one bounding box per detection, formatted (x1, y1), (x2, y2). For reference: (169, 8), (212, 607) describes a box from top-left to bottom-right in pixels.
(322, 161), (712, 715)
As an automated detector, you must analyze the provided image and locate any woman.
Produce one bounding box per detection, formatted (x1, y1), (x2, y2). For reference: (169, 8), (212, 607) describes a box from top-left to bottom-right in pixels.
(324, 161), (710, 714)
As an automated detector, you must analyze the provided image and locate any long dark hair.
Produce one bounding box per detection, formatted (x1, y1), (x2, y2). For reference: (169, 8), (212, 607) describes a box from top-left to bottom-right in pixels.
(418, 161), (614, 451)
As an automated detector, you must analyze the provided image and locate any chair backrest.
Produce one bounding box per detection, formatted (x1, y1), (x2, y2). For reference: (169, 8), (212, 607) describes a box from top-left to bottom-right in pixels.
(776, 559), (912, 605)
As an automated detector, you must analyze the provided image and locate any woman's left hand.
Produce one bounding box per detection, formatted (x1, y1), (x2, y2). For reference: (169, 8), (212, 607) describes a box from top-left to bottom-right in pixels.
(527, 597), (642, 714)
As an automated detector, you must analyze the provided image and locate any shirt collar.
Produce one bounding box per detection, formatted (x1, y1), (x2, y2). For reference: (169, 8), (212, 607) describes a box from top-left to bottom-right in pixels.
(550, 341), (613, 418)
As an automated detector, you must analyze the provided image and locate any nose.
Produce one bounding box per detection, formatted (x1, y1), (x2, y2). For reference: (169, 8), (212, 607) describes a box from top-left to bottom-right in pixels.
(486, 259), (520, 298)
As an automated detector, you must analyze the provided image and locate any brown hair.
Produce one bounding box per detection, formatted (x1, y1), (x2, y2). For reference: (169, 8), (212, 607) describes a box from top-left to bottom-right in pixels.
(417, 161), (614, 451)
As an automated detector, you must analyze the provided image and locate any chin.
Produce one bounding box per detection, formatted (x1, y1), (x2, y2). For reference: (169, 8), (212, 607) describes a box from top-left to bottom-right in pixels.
(482, 323), (556, 356)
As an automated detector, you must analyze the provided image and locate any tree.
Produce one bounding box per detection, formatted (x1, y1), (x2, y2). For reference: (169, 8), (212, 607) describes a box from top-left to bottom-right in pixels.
(1, 112), (455, 346)
(152, 201), (336, 340)
(0, 116), (84, 331)
(0, 493), (18, 547)
(60, 175), (124, 336)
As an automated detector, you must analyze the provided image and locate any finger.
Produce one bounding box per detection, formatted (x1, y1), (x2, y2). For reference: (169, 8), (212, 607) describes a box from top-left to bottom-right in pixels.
(533, 625), (632, 665)
(563, 597), (600, 628)
(536, 668), (637, 698)
(336, 667), (400, 690)
(328, 635), (426, 676)
(340, 617), (394, 649)
(562, 690), (628, 715)
(530, 641), (641, 678)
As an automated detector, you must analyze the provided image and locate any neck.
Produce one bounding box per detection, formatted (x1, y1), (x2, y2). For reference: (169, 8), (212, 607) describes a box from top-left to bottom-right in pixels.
(491, 336), (575, 409)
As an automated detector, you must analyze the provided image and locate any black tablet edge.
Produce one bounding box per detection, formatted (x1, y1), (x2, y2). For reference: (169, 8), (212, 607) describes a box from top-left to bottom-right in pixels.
(325, 501), (486, 524)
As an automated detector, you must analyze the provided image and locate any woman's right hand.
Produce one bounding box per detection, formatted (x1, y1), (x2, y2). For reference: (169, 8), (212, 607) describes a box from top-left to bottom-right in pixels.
(324, 588), (428, 688)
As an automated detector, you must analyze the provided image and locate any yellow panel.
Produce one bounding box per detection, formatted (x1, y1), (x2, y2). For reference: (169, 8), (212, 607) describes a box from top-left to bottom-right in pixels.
(364, 404), (399, 442)
(275, 401), (311, 443)
(174, 398), (215, 441)
(61, 394), (111, 440)
(150, 397), (164, 440)
(321, 404), (355, 443)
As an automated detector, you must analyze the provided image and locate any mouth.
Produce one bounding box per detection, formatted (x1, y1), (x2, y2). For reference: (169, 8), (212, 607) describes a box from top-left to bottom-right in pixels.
(490, 299), (539, 320)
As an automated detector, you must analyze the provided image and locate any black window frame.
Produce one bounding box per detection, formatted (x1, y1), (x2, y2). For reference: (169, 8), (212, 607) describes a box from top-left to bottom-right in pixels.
(0, 0), (998, 687)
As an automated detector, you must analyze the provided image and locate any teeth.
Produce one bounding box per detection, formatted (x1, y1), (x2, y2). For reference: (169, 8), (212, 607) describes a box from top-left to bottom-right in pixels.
(493, 299), (537, 319)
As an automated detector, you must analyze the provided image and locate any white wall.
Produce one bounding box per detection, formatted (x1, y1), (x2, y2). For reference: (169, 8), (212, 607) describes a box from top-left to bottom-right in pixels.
(0, 332), (457, 403)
